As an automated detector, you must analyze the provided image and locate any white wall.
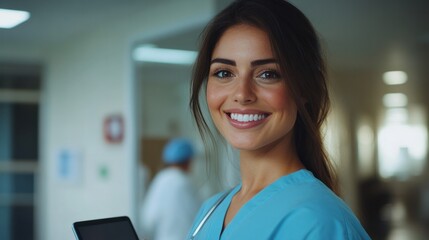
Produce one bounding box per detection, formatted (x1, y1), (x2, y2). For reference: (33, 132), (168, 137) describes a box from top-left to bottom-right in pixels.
(140, 68), (195, 138)
(39, 1), (214, 239)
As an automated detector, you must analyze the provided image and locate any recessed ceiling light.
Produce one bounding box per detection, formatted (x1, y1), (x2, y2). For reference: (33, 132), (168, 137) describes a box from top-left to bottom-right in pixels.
(0, 8), (30, 29)
(383, 93), (408, 108)
(385, 108), (408, 123)
(133, 45), (197, 65)
(383, 71), (408, 85)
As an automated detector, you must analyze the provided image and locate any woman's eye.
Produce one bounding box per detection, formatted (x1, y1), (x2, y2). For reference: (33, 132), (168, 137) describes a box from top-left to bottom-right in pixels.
(259, 70), (280, 79)
(214, 70), (233, 78)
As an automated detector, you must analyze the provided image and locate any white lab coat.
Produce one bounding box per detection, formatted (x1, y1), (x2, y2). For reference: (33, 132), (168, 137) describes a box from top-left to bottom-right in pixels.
(141, 167), (200, 240)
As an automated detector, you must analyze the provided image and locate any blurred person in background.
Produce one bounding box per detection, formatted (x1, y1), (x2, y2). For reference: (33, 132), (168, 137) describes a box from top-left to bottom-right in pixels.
(141, 138), (200, 240)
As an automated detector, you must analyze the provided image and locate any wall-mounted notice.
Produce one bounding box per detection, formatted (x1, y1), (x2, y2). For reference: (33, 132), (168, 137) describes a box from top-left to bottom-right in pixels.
(56, 148), (82, 184)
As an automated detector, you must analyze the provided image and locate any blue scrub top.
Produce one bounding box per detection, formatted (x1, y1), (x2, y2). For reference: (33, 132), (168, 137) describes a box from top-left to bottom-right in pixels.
(187, 169), (371, 240)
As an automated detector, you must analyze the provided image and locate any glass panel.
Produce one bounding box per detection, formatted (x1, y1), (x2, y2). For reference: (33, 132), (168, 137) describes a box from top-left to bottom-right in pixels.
(0, 206), (11, 240)
(0, 65), (38, 240)
(13, 173), (34, 195)
(0, 71), (41, 90)
(0, 205), (34, 240)
(11, 205), (34, 240)
(0, 104), (12, 162)
(0, 173), (12, 194)
(12, 104), (39, 161)
(0, 103), (39, 162)
(0, 173), (34, 195)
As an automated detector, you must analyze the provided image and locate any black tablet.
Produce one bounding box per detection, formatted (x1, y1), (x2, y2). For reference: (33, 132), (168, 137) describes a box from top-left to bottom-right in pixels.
(72, 216), (139, 240)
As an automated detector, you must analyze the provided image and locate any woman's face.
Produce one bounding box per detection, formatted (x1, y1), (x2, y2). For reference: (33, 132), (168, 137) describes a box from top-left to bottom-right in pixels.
(207, 24), (297, 152)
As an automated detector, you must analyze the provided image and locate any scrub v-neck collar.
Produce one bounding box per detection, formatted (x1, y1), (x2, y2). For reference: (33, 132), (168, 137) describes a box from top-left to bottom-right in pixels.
(218, 169), (312, 239)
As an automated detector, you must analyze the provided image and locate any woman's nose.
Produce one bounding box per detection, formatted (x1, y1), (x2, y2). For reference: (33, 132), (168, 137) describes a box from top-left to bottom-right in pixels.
(233, 78), (256, 104)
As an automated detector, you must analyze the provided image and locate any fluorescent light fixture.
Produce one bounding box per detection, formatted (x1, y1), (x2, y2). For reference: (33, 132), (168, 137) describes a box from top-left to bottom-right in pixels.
(378, 124), (427, 179)
(133, 45), (197, 65)
(383, 71), (407, 85)
(0, 8), (30, 29)
(383, 93), (408, 108)
(385, 108), (408, 124)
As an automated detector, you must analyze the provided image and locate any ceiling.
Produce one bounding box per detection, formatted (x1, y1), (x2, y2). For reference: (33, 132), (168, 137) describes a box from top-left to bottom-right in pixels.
(0, 0), (167, 49)
(297, 0), (429, 70)
(1, 0), (429, 111)
(142, 1), (429, 78)
(0, 0), (429, 68)
(1, 0), (428, 70)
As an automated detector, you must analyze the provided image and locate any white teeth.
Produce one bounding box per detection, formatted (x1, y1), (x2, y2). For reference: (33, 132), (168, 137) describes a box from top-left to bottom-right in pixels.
(230, 113), (266, 122)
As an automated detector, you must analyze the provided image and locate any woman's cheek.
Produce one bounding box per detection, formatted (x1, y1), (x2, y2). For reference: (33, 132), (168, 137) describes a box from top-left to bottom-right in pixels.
(206, 82), (224, 110)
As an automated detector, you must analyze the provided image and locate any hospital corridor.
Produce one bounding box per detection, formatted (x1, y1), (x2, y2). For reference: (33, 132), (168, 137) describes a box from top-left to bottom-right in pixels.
(1, 0), (429, 239)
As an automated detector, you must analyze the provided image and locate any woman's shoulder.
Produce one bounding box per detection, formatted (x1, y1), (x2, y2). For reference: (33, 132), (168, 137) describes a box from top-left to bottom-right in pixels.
(270, 201), (371, 240)
(266, 170), (371, 239)
(273, 170), (357, 220)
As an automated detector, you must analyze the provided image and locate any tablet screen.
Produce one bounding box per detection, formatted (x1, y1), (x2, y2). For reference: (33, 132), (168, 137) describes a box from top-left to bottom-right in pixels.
(73, 216), (139, 240)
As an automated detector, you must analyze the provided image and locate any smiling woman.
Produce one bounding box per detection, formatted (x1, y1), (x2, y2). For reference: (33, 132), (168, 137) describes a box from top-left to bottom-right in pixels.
(187, 0), (371, 239)
(207, 24), (298, 154)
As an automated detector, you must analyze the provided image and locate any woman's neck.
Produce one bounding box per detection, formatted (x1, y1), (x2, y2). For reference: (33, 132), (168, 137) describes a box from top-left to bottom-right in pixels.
(222, 139), (304, 229)
(238, 140), (304, 195)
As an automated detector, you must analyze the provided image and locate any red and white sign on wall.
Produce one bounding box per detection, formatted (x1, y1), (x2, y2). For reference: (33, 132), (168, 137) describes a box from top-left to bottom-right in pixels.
(103, 114), (124, 143)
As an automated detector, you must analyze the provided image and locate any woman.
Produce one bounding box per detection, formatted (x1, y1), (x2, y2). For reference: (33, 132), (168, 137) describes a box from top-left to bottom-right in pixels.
(188, 0), (370, 239)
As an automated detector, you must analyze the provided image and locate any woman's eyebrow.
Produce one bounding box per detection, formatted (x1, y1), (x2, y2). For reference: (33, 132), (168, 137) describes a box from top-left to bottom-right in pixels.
(251, 58), (277, 67)
(210, 58), (277, 66)
(210, 58), (236, 66)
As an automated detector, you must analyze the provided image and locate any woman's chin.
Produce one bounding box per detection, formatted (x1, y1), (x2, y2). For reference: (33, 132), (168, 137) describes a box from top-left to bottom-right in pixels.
(228, 140), (260, 152)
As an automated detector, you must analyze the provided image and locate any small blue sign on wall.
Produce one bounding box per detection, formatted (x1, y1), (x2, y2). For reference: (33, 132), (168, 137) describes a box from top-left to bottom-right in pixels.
(57, 148), (82, 184)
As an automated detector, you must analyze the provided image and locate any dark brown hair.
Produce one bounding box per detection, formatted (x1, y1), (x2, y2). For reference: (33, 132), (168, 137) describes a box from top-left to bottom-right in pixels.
(190, 0), (337, 192)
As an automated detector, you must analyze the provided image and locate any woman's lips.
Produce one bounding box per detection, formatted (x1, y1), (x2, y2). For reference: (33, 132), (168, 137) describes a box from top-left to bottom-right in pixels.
(225, 111), (270, 129)
(230, 113), (267, 122)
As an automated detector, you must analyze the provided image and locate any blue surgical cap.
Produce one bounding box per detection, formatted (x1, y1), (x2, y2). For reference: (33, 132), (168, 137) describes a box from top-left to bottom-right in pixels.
(162, 138), (194, 164)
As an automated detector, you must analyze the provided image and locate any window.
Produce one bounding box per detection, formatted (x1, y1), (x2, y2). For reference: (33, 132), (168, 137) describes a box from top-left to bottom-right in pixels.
(0, 65), (40, 240)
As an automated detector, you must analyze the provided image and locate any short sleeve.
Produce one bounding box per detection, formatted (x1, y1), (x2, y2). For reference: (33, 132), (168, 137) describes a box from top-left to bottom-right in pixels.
(270, 207), (371, 240)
